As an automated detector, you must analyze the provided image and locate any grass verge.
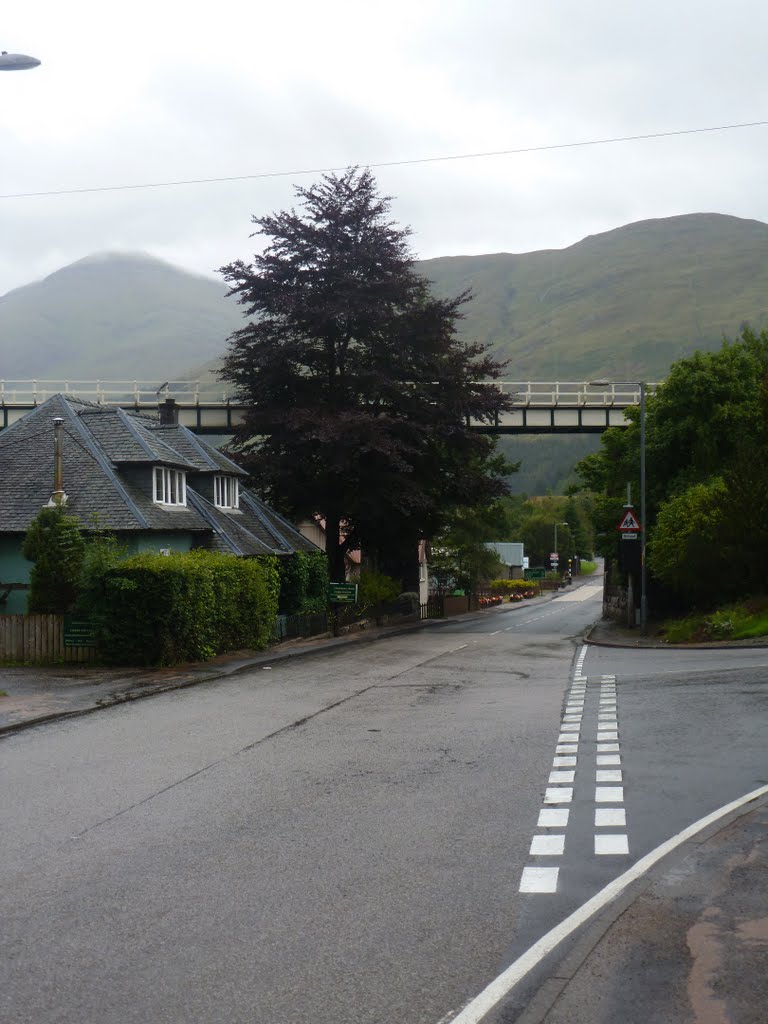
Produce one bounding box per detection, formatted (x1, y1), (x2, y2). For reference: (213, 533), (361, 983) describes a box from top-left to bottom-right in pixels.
(661, 596), (768, 643)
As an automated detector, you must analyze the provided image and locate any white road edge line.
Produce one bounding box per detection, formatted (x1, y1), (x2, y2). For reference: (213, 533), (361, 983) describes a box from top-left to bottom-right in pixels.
(444, 782), (768, 1024)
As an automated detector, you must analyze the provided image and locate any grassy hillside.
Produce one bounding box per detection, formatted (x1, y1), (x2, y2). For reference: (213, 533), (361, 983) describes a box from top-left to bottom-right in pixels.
(419, 213), (768, 381)
(4, 214), (767, 493)
(0, 252), (242, 382)
(190, 213), (768, 386)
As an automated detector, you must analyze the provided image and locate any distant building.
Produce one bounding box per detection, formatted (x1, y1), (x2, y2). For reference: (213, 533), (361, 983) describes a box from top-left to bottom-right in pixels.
(486, 542), (525, 579)
(0, 395), (319, 614)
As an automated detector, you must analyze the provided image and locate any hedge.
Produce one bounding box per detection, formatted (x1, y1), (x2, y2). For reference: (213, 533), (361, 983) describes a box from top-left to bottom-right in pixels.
(81, 550), (280, 666)
(278, 551), (329, 615)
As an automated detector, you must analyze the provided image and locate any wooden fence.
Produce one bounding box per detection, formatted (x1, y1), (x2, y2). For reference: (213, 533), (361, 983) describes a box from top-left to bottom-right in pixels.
(0, 615), (96, 663)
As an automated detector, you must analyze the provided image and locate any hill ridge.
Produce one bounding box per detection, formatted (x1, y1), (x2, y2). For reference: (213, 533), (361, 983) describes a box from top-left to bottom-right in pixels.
(3, 212), (767, 383)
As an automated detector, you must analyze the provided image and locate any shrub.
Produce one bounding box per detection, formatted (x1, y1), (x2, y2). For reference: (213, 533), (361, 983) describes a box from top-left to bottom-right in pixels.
(490, 578), (539, 594)
(75, 532), (128, 616)
(80, 550), (280, 666)
(357, 570), (400, 609)
(22, 506), (85, 613)
(278, 551), (329, 615)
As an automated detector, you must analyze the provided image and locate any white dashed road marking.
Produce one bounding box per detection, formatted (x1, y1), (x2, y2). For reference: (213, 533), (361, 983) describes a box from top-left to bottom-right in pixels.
(518, 642), (632, 896)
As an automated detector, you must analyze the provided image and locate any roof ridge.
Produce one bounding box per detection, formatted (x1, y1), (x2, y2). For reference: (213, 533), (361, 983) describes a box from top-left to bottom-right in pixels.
(63, 399), (151, 528)
(116, 408), (196, 467)
(188, 488), (282, 556)
(242, 491), (319, 550)
(238, 490), (293, 551)
(187, 490), (245, 556)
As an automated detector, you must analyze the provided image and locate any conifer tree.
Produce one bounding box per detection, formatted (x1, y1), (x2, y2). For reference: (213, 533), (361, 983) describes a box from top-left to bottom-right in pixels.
(220, 168), (512, 585)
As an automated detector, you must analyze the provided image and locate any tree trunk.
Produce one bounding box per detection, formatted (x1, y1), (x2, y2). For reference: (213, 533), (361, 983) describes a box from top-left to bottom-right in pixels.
(325, 514), (347, 582)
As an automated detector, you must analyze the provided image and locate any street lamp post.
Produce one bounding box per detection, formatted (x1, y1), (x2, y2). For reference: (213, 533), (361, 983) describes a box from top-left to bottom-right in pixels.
(554, 520), (568, 567)
(589, 380), (647, 633)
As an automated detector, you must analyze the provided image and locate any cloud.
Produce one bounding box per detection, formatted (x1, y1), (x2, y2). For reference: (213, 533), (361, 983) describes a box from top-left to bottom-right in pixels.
(2, 0), (768, 295)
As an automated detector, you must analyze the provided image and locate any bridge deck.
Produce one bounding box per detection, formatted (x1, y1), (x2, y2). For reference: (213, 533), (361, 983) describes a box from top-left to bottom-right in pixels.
(0, 381), (654, 434)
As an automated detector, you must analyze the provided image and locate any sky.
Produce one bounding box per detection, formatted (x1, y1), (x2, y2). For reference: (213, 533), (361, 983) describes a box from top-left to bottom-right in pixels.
(2, 1), (768, 297)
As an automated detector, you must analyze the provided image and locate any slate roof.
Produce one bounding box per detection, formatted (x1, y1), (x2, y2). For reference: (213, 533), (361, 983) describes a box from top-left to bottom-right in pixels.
(0, 394), (320, 559)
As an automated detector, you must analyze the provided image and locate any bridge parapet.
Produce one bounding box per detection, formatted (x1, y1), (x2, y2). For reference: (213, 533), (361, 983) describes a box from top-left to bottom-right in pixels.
(0, 380), (658, 434)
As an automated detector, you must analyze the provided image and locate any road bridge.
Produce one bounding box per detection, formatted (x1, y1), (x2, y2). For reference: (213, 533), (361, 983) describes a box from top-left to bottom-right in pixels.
(0, 380), (655, 435)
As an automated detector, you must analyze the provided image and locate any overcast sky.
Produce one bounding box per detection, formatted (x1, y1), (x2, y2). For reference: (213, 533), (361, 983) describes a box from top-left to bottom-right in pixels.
(2, 1), (768, 297)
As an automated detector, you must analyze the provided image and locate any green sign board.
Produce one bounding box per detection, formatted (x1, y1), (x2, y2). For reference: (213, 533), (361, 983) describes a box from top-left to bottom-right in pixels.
(524, 567), (546, 581)
(63, 617), (98, 647)
(328, 582), (359, 604)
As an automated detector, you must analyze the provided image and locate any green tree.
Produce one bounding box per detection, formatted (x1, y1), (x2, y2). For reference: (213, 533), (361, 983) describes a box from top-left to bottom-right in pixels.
(562, 496), (594, 560)
(22, 506), (85, 613)
(647, 478), (727, 605)
(220, 168), (512, 588)
(430, 501), (510, 594)
(576, 326), (768, 604)
(577, 327), (768, 528)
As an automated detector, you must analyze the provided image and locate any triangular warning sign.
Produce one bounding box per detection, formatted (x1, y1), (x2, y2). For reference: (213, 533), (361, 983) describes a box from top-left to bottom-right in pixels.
(617, 509), (642, 531)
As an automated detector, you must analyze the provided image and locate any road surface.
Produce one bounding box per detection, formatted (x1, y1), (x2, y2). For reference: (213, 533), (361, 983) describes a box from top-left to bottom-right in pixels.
(2, 584), (766, 1023)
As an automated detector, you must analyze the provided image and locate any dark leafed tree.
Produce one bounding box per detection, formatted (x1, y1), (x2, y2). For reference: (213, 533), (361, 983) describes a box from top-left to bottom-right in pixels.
(220, 168), (513, 586)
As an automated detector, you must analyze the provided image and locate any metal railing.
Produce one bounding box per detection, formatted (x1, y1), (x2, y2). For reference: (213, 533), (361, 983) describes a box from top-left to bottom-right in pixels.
(0, 380), (657, 408)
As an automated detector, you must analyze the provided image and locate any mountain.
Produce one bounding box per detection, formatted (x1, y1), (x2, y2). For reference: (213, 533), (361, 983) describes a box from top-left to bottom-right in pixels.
(6, 215), (765, 492)
(185, 213), (768, 385)
(5, 213), (768, 388)
(0, 252), (242, 382)
(418, 212), (768, 381)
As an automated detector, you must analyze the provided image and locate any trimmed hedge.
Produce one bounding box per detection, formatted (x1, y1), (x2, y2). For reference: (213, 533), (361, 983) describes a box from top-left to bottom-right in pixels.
(82, 550), (280, 666)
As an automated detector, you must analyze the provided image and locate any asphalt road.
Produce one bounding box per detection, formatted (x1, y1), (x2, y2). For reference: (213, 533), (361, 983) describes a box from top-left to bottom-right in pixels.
(2, 586), (766, 1024)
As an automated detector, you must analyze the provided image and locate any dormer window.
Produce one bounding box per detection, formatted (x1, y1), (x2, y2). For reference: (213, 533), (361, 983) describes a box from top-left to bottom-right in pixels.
(214, 474), (239, 510)
(153, 466), (187, 506)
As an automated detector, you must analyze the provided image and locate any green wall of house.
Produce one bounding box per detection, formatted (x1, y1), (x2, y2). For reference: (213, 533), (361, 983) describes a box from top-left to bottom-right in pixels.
(0, 537), (34, 614)
(0, 531), (195, 615)
(124, 532), (195, 556)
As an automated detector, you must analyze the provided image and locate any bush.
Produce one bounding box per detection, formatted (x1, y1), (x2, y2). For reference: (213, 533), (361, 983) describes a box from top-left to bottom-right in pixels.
(661, 598), (768, 643)
(22, 506), (85, 613)
(80, 550), (280, 666)
(75, 532), (128, 616)
(357, 570), (400, 609)
(490, 578), (539, 594)
(278, 551), (330, 615)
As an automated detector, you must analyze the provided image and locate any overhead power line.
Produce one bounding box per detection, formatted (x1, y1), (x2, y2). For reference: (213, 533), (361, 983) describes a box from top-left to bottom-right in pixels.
(1, 119), (767, 201)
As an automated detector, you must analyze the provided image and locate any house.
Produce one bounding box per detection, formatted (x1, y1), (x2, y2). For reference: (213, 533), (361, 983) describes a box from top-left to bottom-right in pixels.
(486, 542), (526, 579)
(0, 394), (319, 613)
(297, 517), (362, 581)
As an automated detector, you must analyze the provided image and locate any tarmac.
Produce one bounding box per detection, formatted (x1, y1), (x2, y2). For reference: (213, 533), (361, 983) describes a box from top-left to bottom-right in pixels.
(1, 594), (765, 1023)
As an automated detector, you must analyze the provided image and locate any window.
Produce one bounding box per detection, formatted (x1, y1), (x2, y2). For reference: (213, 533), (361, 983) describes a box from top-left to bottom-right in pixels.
(214, 475), (240, 509)
(153, 467), (186, 506)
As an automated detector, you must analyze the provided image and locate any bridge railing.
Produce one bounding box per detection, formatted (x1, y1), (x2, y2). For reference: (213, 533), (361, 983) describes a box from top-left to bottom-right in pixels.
(497, 382), (652, 406)
(0, 380), (236, 405)
(0, 380), (655, 407)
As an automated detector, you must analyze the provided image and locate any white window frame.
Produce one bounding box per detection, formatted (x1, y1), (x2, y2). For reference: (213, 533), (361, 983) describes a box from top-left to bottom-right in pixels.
(153, 466), (187, 507)
(214, 475), (240, 510)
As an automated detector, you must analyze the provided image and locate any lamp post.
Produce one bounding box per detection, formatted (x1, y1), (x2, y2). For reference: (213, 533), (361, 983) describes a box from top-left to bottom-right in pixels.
(589, 380), (647, 633)
(553, 520), (568, 567)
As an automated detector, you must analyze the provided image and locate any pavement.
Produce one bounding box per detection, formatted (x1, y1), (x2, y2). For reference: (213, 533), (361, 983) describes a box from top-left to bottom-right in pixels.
(1, 592), (766, 1024)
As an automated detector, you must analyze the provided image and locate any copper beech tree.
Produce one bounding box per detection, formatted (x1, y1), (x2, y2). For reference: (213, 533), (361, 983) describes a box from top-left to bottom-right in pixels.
(220, 168), (512, 588)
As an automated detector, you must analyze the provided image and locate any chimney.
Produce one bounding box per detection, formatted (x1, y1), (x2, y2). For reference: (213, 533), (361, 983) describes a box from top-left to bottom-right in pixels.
(47, 416), (68, 506)
(159, 397), (179, 425)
